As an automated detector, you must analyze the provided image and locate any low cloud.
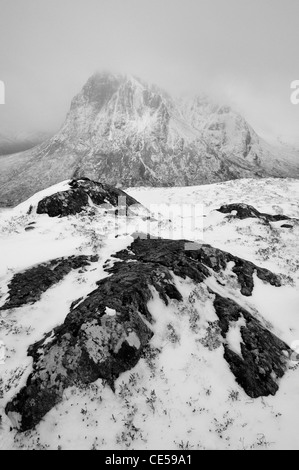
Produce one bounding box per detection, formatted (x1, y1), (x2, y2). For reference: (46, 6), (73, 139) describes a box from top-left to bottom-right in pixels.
(0, 0), (298, 143)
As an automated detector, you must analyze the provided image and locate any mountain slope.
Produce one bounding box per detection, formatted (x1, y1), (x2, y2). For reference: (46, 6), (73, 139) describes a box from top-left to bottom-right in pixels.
(0, 131), (50, 156)
(1, 72), (299, 207)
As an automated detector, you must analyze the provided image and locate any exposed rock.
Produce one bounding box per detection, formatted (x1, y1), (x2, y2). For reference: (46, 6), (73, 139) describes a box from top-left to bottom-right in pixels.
(5, 262), (174, 430)
(217, 202), (295, 223)
(213, 294), (290, 398)
(0, 254), (99, 311)
(5, 237), (289, 431)
(115, 238), (281, 296)
(36, 178), (143, 217)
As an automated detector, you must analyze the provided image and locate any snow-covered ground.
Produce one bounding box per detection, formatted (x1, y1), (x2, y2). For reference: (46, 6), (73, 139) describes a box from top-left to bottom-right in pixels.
(0, 177), (299, 450)
(129, 177), (299, 280)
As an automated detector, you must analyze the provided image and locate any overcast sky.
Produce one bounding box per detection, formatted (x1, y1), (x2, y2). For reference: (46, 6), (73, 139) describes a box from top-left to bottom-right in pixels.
(0, 0), (298, 143)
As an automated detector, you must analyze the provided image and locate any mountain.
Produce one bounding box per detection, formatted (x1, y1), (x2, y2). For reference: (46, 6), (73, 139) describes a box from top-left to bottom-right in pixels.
(1, 177), (299, 448)
(0, 72), (299, 207)
(0, 131), (51, 156)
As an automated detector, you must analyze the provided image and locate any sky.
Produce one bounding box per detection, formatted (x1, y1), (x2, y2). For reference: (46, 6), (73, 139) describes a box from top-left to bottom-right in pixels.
(0, 0), (298, 144)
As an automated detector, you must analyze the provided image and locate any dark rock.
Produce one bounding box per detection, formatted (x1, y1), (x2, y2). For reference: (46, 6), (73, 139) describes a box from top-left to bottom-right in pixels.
(5, 238), (288, 431)
(117, 238), (281, 296)
(0, 255), (99, 311)
(36, 189), (89, 217)
(36, 178), (143, 218)
(6, 263), (175, 430)
(217, 203), (295, 223)
(213, 294), (290, 398)
(281, 224), (293, 229)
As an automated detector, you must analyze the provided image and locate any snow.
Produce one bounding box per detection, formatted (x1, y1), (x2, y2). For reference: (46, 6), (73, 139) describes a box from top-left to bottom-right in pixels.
(226, 317), (246, 357)
(128, 178), (299, 281)
(1, 177), (299, 449)
(251, 275), (299, 346)
(8, 278), (297, 450)
(3, 180), (71, 218)
(128, 178), (299, 218)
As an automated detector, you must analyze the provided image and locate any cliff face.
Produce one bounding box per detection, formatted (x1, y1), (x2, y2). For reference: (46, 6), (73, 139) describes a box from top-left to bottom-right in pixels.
(1, 72), (299, 206)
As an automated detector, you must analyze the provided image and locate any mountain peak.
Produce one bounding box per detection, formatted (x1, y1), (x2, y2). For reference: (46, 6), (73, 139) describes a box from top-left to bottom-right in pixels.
(0, 72), (299, 206)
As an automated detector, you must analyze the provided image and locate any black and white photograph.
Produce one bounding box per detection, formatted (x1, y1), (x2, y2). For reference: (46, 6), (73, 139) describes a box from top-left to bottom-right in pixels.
(0, 0), (299, 452)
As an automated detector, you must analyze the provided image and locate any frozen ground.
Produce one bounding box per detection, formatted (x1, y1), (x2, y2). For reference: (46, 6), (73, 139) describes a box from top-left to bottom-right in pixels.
(0, 177), (299, 450)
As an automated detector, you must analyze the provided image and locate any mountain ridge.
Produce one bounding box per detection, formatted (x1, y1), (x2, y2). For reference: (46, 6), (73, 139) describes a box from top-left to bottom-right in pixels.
(0, 71), (298, 206)
(0, 130), (51, 157)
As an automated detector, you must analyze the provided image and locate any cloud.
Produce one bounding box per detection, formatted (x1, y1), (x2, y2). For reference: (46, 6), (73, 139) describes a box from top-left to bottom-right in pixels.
(0, 0), (298, 142)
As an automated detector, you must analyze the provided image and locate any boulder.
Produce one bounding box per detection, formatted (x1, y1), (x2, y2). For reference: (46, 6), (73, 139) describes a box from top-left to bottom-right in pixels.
(36, 178), (143, 217)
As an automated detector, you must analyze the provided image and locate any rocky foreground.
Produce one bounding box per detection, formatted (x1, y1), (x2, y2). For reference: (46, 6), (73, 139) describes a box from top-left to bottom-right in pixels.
(1, 72), (299, 207)
(0, 177), (299, 449)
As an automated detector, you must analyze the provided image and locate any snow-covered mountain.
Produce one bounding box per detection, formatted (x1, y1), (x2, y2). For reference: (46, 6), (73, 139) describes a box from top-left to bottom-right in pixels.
(0, 177), (299, 449)
(1, 72), (299, 207)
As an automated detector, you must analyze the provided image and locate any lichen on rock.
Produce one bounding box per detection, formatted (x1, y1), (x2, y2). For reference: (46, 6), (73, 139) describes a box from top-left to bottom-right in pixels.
(0, 254), (99, 311)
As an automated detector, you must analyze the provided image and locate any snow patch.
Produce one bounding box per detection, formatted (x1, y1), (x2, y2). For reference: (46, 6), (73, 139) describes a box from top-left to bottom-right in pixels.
(226, 317), (246, 357)
(105, 307), (117, 316)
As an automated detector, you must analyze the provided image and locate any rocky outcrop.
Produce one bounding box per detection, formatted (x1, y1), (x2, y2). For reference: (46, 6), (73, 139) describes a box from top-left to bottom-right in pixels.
(0, 254), (98, 311)
(213, 294), (289, 397)
(5, 237), (290, 431)
(36, 178), (143, 217)
(0, 131), (50, 157)
(217, 203), (295, 223)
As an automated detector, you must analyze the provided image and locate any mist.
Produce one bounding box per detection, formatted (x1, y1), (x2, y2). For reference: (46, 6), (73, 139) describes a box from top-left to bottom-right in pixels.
(0, 0), (298, 143)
